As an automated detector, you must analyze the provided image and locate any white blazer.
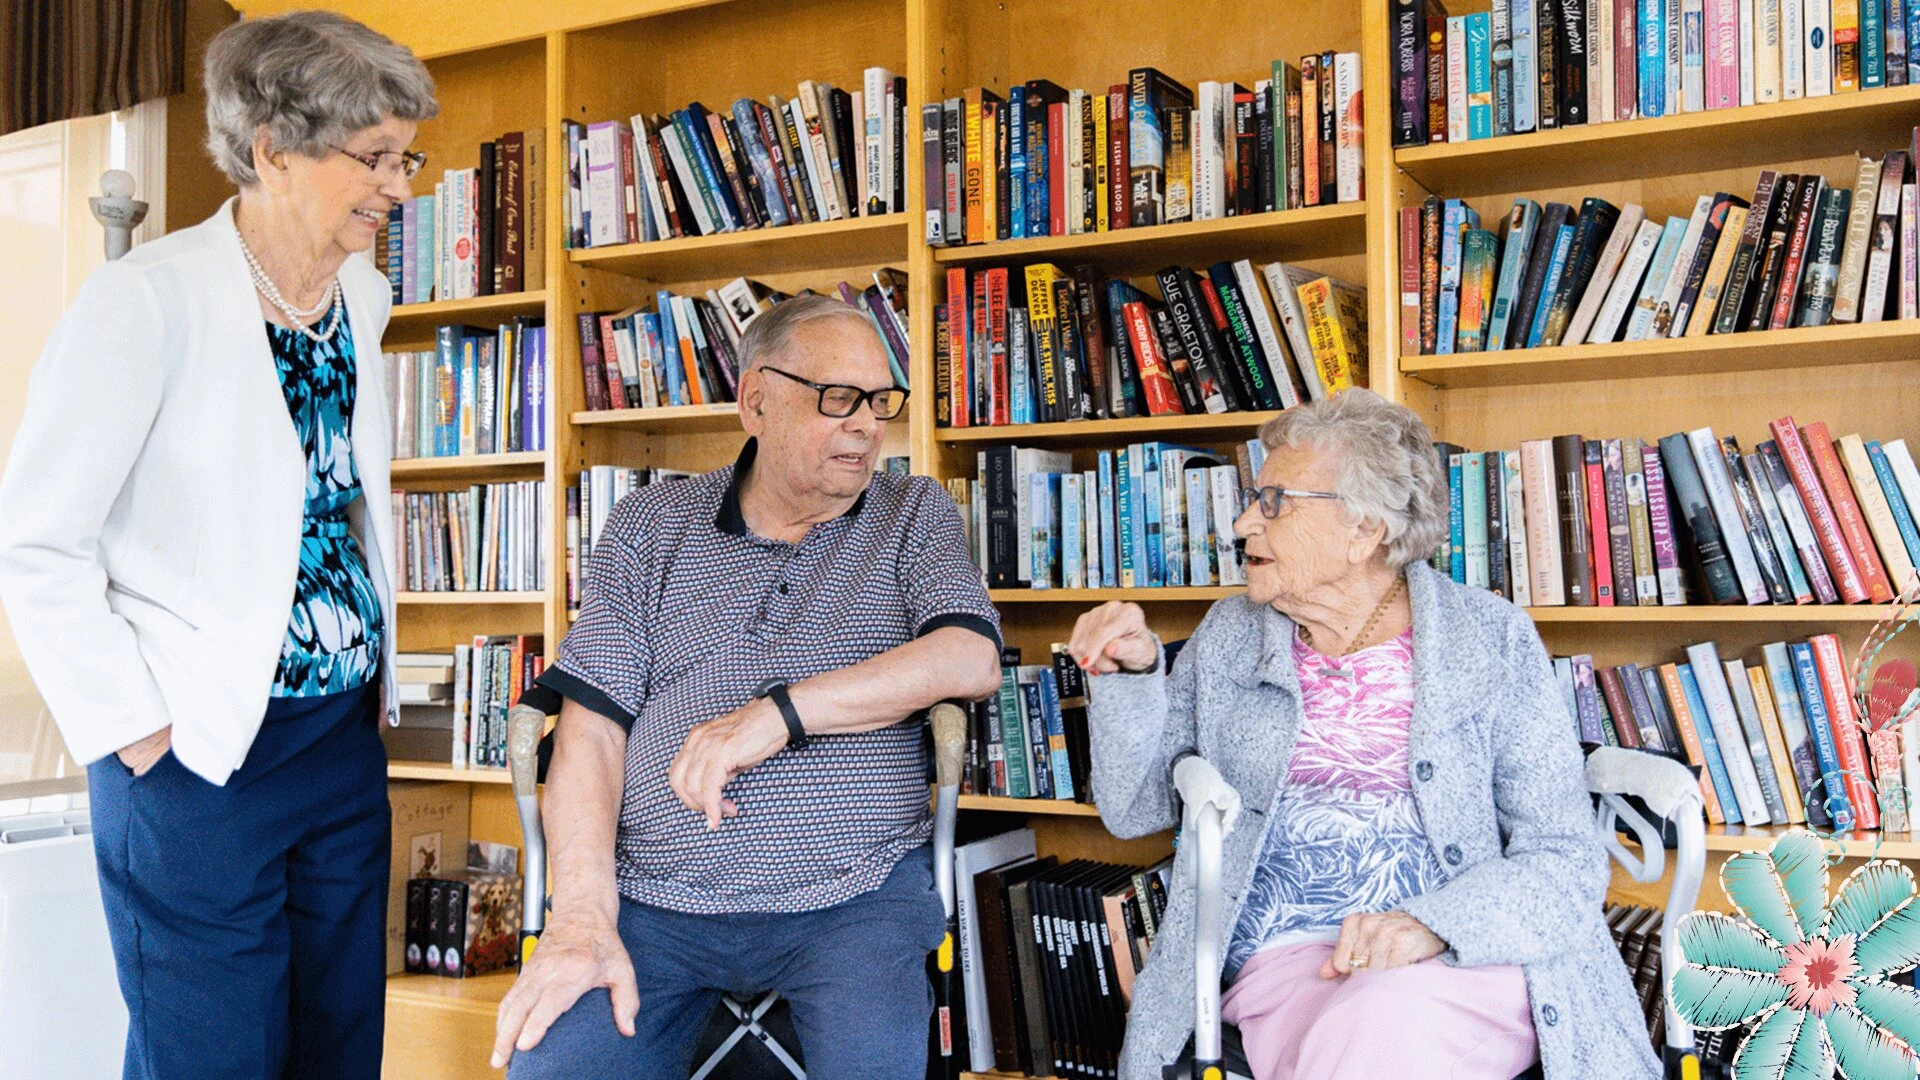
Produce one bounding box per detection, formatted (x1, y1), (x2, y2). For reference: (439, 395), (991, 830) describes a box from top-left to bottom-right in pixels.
(0, 197), (399, 785)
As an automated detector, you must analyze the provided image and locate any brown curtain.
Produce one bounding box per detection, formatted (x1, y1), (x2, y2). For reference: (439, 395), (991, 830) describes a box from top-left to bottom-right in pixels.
(2, 0), (187, 138)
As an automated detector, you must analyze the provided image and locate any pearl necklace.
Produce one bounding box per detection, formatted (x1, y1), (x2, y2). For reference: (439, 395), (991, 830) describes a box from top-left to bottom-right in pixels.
(237, 228), (341, 343)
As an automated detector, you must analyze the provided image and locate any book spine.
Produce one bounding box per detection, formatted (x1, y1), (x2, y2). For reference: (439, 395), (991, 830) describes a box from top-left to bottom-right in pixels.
(1803, 419), (1895, 599)
(1811, 633), (1877, 828)
(1834, 155), (1883, 322)
(1772, 416), (1870, 601)
(1790, 641), (1855, 828)
(1759, 439), (1840, 602)
(1688, 427), (1771, 604)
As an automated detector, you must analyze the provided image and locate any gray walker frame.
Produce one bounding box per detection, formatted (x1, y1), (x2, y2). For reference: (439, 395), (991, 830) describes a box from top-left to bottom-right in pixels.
(1171, 745), (1707, 1079)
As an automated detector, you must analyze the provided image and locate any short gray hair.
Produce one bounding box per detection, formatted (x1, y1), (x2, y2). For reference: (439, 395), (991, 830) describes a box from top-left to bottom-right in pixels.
(204, 10), (439, 187)
(1259, 389), (1449, 570)
(738, 294), (880, 370)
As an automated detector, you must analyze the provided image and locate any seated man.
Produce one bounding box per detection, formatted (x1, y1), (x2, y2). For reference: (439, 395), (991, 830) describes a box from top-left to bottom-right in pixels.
(493, 295), (1001, 1080)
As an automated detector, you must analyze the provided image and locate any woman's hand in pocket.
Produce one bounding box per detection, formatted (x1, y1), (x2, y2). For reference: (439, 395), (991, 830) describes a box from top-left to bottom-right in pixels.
(116, 726), (172, 776)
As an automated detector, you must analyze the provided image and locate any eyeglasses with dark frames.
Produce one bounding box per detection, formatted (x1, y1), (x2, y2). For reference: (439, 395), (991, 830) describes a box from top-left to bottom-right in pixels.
(1238, 485), (1342, 520)
(759, 364), (909, 420)
(329, 144), (427, 180)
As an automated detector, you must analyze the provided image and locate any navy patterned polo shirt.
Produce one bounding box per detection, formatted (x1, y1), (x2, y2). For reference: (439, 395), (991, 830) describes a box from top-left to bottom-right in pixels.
(533, 438), (999, 914)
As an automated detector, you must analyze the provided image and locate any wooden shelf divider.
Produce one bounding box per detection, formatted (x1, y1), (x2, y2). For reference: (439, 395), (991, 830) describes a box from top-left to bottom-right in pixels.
(569, 214), (910, 283)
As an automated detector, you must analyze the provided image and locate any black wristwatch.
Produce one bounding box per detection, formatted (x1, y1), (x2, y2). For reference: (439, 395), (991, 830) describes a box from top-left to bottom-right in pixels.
(755, 678), (807, 750)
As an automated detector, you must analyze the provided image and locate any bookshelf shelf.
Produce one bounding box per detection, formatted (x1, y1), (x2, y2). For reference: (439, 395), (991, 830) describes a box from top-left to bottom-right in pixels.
(939, 411), (1279, 447)
(1400, 320), (1920, 390)
(1702, 824), (1920, 860)
(989, 587), (1241, 603)
(1394, 85), (1920, 197)
(570, 403), (743, 434)
(930, 203), (1369, 273)
(386, 970), (515, 1014)
(958, 794), (1103, 817)
(387, 761), (513, 784)
(390, 451), (548, 483)
(1525, 605), (1904, 624)
(396, 591), (547, 606)
(567, 214), (911, 284)
(385, 290), (550, 342)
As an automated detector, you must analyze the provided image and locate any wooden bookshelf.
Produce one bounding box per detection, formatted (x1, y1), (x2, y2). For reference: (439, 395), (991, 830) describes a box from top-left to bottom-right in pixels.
(569, 402), (743, 434)
(385, 289), (550, 342)
(990, 587), (1243, 603)
(395, 591), (547, 606)
(569, 213), (911, 283)
(939, 411), (1279, 447)
(959, 794), (1103, 817)
(387, 761), (512, 784)
(390, 451), (547, 482)
(931, 203), (1369, 272)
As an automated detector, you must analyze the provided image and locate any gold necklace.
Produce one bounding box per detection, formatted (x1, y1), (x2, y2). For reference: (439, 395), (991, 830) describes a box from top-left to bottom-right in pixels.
(1300, 575), (1405, 661)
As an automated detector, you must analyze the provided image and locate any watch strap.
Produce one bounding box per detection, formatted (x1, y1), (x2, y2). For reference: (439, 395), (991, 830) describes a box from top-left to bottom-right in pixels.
(767, 682), (807, 749)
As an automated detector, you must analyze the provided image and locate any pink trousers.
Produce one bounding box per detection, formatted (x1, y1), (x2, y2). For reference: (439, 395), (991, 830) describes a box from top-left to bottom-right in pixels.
(1219, 941), (1539, 1080)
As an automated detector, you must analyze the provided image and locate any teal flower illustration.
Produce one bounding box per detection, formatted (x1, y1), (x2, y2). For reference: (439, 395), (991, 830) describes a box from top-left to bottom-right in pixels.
(1670, 830), (1920, 1079)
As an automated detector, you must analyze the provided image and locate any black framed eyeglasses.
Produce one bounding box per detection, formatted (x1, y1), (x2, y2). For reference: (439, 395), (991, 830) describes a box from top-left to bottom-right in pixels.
(329, 144), (427, 180)
(1239, 485), (1342, 519)
(760, 364), (909, 420)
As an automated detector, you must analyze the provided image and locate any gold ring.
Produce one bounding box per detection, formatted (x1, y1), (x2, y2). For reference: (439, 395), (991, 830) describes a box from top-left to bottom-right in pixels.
(1350, 953), (1370, 969)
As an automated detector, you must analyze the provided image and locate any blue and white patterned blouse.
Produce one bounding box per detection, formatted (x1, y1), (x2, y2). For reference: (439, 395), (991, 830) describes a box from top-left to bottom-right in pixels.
(266, 306), (385, 697)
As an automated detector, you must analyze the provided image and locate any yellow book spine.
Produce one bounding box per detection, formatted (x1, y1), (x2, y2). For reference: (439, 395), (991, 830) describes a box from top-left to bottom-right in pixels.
(1746, 666), (1807, 825)
(1093, 100), (1110, 234)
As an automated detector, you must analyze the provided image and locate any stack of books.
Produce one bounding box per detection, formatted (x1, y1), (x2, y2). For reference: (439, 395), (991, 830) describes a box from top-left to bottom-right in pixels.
(379, 131), (545, 303)
(926, 55), (1365, 248)
(1434, 418), (1920, 607)
(386, 320), (548, 459)
(575, 270), (909, 412)
(564, 68), (906, 248)
(450, 635), (545, 770)
(938, 260), (1363, 427)
(1403, 144), (1920, 357)
(394, 481), (549, 594)
(1390, 0), (1920, 146)
(958, 440), (1261, 593)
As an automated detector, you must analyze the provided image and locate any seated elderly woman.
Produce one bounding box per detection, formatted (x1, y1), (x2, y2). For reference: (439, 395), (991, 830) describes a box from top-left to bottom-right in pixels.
(1067, 389), (1656, 1080)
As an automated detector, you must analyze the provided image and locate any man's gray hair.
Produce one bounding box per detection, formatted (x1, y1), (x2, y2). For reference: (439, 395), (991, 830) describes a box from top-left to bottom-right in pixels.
(203, 10), (439, 187)
(738, 294), (881, 371)
(1258, 389), (1450, 570)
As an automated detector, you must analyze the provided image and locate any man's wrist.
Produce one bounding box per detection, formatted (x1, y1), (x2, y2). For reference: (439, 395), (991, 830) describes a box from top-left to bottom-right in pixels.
(755, 680), (808, 749)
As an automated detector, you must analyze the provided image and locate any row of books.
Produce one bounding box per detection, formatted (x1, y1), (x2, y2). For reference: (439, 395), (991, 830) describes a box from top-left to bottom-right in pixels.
(377, 131), (545, 305)
(954, 440), (1263, 593)
(963, 646), (1093, 803)
(564, 70), (905, 248)
(385, 322), (548, 460)
(573, 271), (910, 413)
(393, 482), (550, 594)
(936, 259), (1364, 428)
(1437, 418), (1920, 608)
(1604, 903), (1673, 1055)
(1389, 0), (1920, 146)
(1564, 634), (1898, 834)
(923, 56), (1364, 249)
(950, 826), (1170, 1077)
(388, 640), (547, 771)
(1403, 148), (1920, 357)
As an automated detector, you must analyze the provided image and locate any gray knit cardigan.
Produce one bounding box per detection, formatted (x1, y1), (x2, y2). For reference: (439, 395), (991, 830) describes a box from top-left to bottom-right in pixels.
(1087, 559), (1661, 1080)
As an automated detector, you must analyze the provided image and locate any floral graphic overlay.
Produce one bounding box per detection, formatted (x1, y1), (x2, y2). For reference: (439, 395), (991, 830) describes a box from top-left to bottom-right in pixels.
(1668, 830), (1920, 1079)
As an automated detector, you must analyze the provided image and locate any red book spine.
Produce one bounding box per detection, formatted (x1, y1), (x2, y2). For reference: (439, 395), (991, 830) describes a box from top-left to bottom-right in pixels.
(946, 267), (971, 426)
(1048, 102), (1068, 238)
(1122, 301), (1183, 416)
(1107, 87), (1130, 230)
(575, 312), (610, 413)
(1772, 416), (1868, 602)
(643, 121), (685, 238)
(1399, 205), (1422, 356)
(617, 127), (641, 243)
(1613, 0), (1638, 119)
(1812, 633), (1880, 828)
(1585, 454), (1615, 605)
(971, 272), (991, 424)
(986, 267), (1010, 427)
(1802, 420), (1895, 601)
(597, 313), (629, 410)
(1595, 667), (1641, 747)
(1768, 182), (1821, 330)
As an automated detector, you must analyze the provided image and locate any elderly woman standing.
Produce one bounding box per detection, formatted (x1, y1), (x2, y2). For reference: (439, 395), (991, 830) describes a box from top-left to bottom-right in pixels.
(1068, 390), (1655, 1080)
(0, 12), (434, 1078)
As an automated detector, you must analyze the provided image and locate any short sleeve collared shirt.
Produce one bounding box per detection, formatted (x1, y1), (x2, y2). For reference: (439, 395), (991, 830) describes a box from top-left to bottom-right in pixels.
(535, 438), (999, 914)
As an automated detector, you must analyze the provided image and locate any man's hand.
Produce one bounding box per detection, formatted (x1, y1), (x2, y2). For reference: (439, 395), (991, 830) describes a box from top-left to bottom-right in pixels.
(667, 696), (790, 830)
(1321, 910), (1447, 978)
(491, 910), (638, 1068)
(116, 726), (171, 776)
(1067, 602), (1158, 675)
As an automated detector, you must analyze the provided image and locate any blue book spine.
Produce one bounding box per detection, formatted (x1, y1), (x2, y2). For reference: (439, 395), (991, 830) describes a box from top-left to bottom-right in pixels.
(1790, 641), (1855, 830)
(674, 109), (738, 231)
(1007, 86), (1028, 240)
(1526, 224), (1577, 347)
(1909, 0), (1920, 82)
(524, 327), (546, 452)
(640, 314), (664, 406)
(1449, 453), (1467, 583)
(1869, 441), (1920, 565)
(1511, 0), (1538, 132)
(1128, 445), (1149, 588)
(1438, 200), (1467, 354)
(1038, 667), (1075, 801)
(1062, 473), (1084, 588)
(1029, 471), (1053, 587)
(1679, 663), (1744, 825)
(1866, 0), (1888, 87)
(655, 292), (686, 407)
(1487, 200), (1539, 351)
(1639, 0), (1667, 117)
(1098, 451), (1119, 588)
(686, 104), (745, 229)
(731, 100), (789, 227)
(1463, 451), (1490, 588)
(1045, 472), (1062, 587)
(1116, 447), (1137, 587)
(1142, 443), (1166, 587)
(1010, 307), (1034, 424)
(1026, 100), (1050, 237)
(1019, 679), (1052, 798)
(1466, 13), (1494, 139)
(386, 206), (405, 304)
(415, 194), (436, 304)
(433, 326), (460, 457)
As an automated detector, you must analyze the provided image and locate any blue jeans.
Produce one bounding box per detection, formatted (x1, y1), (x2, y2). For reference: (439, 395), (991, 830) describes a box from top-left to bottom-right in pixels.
(508, 846), (945, 1080)
(87, 682), (390, 1080)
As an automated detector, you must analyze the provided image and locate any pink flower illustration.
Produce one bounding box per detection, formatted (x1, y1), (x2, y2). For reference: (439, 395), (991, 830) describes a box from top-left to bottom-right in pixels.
(1778, 935), (1860, 1017)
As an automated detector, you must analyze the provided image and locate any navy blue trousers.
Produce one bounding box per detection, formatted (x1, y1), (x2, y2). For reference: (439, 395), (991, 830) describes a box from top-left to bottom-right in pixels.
(507, 846), (945, 1080)
(87, 681), (390, 1080)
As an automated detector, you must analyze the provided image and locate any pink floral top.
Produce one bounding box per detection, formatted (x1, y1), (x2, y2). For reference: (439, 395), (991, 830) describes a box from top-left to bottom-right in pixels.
(1226, 626), (1448, 977)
